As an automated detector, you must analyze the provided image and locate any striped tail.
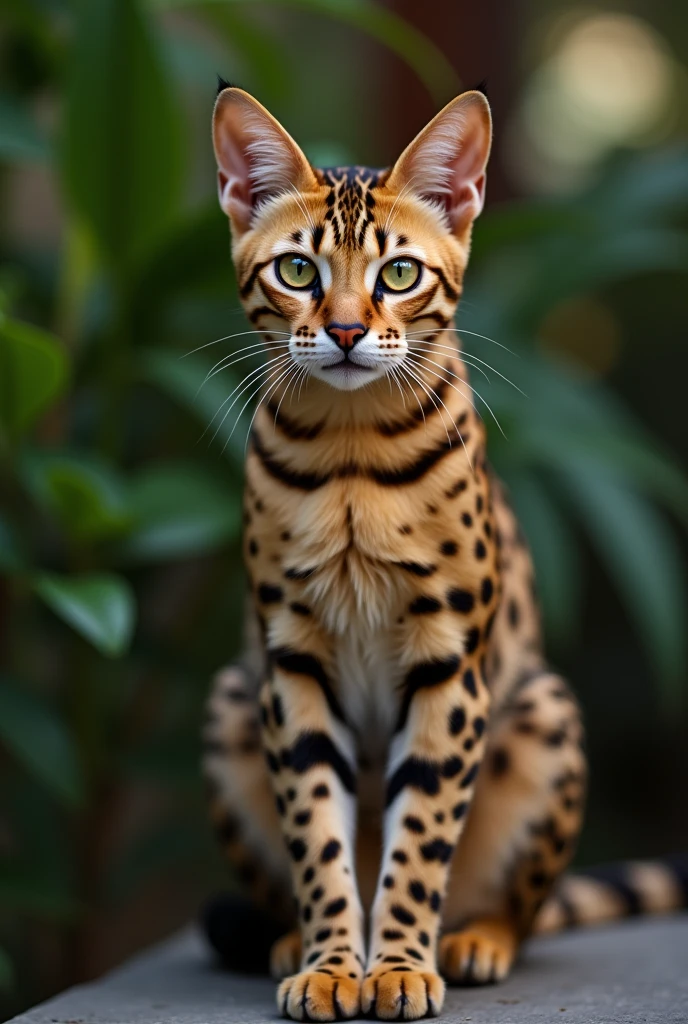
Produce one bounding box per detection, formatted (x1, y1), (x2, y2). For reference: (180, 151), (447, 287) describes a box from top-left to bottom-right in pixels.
(534, 855), (688, 934)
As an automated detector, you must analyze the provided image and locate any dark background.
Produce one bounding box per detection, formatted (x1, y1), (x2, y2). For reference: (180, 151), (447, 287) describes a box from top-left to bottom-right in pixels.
(0, 0), (687, 1016)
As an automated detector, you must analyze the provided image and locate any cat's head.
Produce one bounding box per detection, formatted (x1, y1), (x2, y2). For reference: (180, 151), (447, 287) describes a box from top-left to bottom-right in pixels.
(212, 86), (491, 393)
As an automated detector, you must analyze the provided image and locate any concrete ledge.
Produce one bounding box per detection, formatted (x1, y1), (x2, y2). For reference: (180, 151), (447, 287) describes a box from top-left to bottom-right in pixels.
(7, 915), (688, 1024)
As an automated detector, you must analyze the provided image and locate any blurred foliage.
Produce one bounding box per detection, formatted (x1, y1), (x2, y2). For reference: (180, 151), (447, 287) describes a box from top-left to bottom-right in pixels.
(0, 0), (686, 1014)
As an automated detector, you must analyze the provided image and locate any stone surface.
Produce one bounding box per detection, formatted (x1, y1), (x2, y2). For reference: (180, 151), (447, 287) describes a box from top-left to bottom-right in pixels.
(7, 915), (688, 1024)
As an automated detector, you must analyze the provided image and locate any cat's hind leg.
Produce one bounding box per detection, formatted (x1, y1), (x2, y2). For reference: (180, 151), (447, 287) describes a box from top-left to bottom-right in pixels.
(202, 664), (295, 970)
(439, 669), (586, 985)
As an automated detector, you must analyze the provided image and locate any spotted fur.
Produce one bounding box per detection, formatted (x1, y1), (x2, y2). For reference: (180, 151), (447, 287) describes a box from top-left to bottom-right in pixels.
(201, 88), (684, 1021)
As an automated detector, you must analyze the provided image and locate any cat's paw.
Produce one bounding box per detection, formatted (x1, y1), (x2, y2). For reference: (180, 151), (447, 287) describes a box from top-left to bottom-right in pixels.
(270, 930), (302, 979)
(439, 919), (517, 985)
(277, 970), (361, 1021)
(361, 965), (444, 1020)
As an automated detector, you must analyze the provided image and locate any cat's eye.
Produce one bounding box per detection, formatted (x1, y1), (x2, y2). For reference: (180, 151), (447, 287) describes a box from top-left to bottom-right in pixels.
(276, 254), (318, 289)
(379, 258), (421, 293)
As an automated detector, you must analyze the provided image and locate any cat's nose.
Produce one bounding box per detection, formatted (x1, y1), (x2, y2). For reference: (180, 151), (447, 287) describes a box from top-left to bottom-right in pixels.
(325, 322), (368, 350)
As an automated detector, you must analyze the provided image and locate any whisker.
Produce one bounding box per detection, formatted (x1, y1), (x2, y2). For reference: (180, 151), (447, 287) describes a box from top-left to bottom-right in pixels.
(244, 362), (299, 454)
(406, 327), (517, 356)
(198, 342), (289, 393)
(409, 341), (492, 385)
(395, 363), (428, 430)
(398, 361), (452, 447)
(407, 353), (507, 440)
(182, 328), (289, 359)
(216, 358), (294, 451)
(401, 360), (473, 469)
(205, 355), (292, 442)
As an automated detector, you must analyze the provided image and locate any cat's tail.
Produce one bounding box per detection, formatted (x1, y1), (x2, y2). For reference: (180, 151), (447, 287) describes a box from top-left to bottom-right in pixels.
(533, 854), (688, 934)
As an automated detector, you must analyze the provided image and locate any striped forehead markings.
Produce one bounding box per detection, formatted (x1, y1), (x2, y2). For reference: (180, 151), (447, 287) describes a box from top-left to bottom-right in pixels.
(314, 165), (387, 251)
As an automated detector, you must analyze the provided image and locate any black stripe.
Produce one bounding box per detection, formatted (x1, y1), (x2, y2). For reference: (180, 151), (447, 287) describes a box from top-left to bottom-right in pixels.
(370, 427), (463, 485)
(312, 224), (324, 253)
(264, 404), (325, 440)
(287, 731), (356, 794)
(396, 654), (460, 732)
(271, 647), (346, 723)
(428, 265), (460, 302)
(248, 304), (283, 324)
(240, 258), (272, 298)
(375, 376), (452, 436)
(409, 311), (450, 328)
(252, 431), (332, 490)
(385, 757), (441, 807)
(396, 561), (437, 577)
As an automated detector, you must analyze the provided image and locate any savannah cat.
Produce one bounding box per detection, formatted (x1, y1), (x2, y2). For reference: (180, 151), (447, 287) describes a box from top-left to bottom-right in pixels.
(201, 83), (687, 1020)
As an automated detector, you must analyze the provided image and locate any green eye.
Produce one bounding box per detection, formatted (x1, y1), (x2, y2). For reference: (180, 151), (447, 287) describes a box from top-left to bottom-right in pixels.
(380, 258), (421, 292)
(277, 254), (317, 289)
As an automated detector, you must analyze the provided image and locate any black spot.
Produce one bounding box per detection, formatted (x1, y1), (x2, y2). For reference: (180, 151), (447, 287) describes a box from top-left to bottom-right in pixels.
(434, 811), (445, 823)
(303, 867), (315, 884)
(288, 732), (356, 794)
(452, 801), (468, 820)
(430, 891), (441, 912)
(408, 880), (426, 903)
(474, 539), (487, 560)
(306, 950), (321, 964)
(449, 706), (466, 735)
(321, 839), (342, 864)
(324, 897), (347, 917)
(287, 787), (296, 801)
(294, 809), (312, 826)
(460, 763), (480, 788)
(383, 955), (405, 964)
(272, 694), (284, 727)
(481, 577), (494, 604)
(441, 540), (458, 556)
(418, 931), (430, 947)
(530, 871), (548, 888)
(316, 928), (332, 943)
(289, 839), (307, 862)
(508, 598), (520, 628)
(461, 512), (473, 527)
(313, 783), (330, 798)
(258, 583), (283, 604)
(492, 748), (510, 777)
(275, 795), (286, 816)
(409, 595), (442, 615)
(442, 756), (464, 778)
(405, 947), (423, 961)
(403, 815), (425, 834)
(266, 751), (280, 773)
(398, 561), (437, 577)
(420, 838), (454, 863)
(383, 875), (394, 889)
(326, 955), (343, 965)
(463, 668), (477, 697)
(447, 588), (474, 613)
(312, 886), (324, 902)
(386, 757), (440, 806)
(248, 538), (259, 556)
(473, 716), (485, 738)
(290, 601), (311, 617)
(465, 627), (480, 654)
(391, 904), (416, 926)
(303, 906), (312, 922)
(392, 850), (408, 864)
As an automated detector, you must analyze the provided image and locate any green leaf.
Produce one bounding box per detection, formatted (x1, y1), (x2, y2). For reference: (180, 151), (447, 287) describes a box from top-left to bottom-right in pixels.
(0, 95), (50, 164)
(0, 315), (69, 436)
(558, 464), (688, 704)
(0, 946), (14, 991)
(63, 0), (183, 274)
(33, 573), (136, 657)
(117, 461), (241, 562)
(0, 676), (83, 806)
(21, 450), (133, 542)
(152, 0), (460, 104)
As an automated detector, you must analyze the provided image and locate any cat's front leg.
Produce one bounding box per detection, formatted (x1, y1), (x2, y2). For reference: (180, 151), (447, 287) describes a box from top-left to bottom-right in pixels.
(260, 613), (364, 1021)
(362, 608), (493, 1020)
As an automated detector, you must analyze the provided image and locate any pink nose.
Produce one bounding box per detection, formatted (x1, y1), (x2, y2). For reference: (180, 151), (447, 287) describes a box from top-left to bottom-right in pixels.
(326, 322), (367, 350)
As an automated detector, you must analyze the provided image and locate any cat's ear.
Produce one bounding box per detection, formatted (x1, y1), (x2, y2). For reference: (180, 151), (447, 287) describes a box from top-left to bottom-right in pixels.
(213, 87), (317, 234)
(387, 90), (492, 237)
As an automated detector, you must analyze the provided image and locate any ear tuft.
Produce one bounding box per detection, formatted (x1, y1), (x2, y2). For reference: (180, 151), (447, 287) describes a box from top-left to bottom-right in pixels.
(387, 90), (492, 238)
(216, 75), (236, 96)
(470, 79), (489, 98)
(212, 88), (317, 235)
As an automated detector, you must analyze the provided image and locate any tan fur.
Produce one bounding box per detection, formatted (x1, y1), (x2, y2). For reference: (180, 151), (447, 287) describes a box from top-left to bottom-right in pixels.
(202, 87), (591, 1021)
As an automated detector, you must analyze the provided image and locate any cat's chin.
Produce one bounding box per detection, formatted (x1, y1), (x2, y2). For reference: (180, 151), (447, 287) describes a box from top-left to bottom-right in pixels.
(309, 360), (386, 392)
